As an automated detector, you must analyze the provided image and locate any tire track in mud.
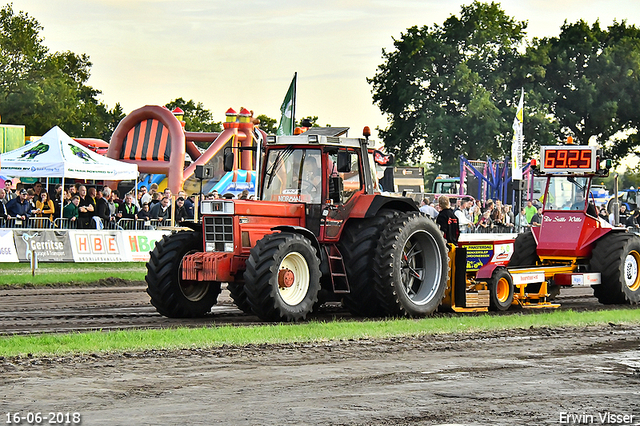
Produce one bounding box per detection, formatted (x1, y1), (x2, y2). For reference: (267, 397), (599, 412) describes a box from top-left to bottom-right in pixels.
(0, 285), (629, 335)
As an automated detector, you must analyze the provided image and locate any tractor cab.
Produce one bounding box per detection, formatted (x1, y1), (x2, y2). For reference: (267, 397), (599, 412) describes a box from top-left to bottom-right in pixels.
(533, 145), (613, 259)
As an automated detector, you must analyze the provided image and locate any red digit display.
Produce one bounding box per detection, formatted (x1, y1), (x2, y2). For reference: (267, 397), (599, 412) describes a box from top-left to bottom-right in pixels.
(541, 148), (594, 172)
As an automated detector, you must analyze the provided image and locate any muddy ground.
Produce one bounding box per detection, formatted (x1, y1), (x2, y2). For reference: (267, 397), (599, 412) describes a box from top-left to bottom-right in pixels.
(1, 324), (639, 426)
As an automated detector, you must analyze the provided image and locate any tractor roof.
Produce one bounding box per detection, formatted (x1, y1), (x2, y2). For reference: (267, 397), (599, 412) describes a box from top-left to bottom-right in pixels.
(266, 133), (369, 149)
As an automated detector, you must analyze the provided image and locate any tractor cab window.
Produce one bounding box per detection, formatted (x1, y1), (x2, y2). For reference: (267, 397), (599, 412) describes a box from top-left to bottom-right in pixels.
(262, 148), (322, 203)
(545, 176), (590, 211)
(328, 149), (361, 203)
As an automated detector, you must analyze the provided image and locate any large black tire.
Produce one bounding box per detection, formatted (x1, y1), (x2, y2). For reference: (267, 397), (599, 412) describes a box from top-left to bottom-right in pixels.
(227, 280), (253, 315)
(590, 232), (640, 304)
(244, 232), (321, 321)
(374, 212), (448, 317)
(338, 213), (395, 317)
(489, 268), (514, 311)
(146, 231), (222, 318)
(508, 232), (539, 267)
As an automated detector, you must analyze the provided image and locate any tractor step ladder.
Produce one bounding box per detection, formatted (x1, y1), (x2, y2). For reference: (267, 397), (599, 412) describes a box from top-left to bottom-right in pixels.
(324, 244), (350, 293)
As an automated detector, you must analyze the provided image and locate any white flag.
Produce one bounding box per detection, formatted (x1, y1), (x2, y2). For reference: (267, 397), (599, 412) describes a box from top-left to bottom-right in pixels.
(511, 89), (524, 181)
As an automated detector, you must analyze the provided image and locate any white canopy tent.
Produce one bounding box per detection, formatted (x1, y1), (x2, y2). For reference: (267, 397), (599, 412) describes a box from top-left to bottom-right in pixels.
(0, 126), (137, 180)
(0, 126), (138, 220)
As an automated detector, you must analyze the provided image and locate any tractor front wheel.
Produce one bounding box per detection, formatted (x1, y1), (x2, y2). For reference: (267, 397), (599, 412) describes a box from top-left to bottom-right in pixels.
(146, 231), (221, 318)
(591, 233), (640, 304)
(244, 232), (321, 321)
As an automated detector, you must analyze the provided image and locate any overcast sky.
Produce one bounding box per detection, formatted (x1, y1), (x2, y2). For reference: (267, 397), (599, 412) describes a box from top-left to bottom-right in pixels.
(9, 0), (640, 142)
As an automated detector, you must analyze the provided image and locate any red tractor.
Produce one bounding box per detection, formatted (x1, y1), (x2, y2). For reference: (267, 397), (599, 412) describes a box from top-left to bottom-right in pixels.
(502, 145), (640, 305)
(145, 129), (450, 321)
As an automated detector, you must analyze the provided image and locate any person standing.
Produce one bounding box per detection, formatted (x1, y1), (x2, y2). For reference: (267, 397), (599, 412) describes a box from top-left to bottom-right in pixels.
(436, 195), (459, 245)
(419, 197), (438, 219)
(3, 180), (16, 203)
(36, 191), (55, 222)
(454, 197), (473, 233)
(149, 196), (171, 221)
(77, 185), (95, 229)
(0, 188), (8, 220)
(93, 190), (112, 227)
(63, 195), (80, 226)
(6, 189), (32, 221)
(524, 200), (537, 224)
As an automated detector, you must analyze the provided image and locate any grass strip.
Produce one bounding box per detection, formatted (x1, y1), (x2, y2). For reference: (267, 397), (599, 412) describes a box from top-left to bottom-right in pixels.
(0, 309), (638, 358)
(0, 262), (146, 285)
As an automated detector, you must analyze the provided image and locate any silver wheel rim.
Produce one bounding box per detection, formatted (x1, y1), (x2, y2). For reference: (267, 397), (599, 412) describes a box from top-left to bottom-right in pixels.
(399, 230), (443, 305)
(179, 250), (210, 301)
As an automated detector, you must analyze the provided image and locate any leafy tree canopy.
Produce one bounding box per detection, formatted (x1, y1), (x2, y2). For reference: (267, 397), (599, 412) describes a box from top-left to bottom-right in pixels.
(165, 98), (222, 133)
(0, 3), (117, 139)
(370, 1), (640, 171)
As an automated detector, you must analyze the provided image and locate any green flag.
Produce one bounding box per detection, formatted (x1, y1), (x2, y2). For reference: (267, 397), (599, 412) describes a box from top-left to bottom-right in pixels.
(276, 73), (296, 136)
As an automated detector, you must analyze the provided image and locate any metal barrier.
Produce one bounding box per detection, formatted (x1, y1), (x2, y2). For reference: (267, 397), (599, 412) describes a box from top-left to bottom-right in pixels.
(28, 217), (54, 229)
(54, 218), (78, 229)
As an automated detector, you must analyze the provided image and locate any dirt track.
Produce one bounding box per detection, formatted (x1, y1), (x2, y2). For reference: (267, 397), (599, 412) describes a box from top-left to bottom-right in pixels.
(1, 324), (639, 425)
(0, 283), (616, 335)
(0, 285), (639, 425)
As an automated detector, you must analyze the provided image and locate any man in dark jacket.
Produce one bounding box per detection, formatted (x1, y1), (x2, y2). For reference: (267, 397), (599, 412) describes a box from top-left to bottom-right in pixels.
(435, 195), (459, 245)
(6, 189), (31, 220)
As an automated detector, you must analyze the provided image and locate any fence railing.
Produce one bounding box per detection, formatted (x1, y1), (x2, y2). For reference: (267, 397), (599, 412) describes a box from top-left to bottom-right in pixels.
(0, 217), (181, 231)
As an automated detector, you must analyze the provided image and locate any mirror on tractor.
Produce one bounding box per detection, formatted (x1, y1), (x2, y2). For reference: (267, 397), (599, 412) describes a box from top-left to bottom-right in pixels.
(337, 152), (351, 173)
(223, 150), (234, 172)
(329, 176), (343, 204)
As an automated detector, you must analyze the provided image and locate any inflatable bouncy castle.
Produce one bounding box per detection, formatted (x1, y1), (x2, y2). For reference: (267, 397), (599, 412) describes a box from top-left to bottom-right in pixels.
(107, 105), (265, 195)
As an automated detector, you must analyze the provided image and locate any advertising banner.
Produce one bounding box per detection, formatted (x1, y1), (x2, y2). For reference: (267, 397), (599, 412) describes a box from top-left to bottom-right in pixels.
(0, 230), (19, 262)
(126, 230), (170, 262)
(13, 230), (73, 262)
(69, 230), (129, 262)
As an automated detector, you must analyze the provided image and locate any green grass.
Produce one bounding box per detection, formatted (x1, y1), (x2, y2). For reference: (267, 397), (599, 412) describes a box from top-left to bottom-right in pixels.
(0, 262), (146, 285)
(1, 309), (638, 358)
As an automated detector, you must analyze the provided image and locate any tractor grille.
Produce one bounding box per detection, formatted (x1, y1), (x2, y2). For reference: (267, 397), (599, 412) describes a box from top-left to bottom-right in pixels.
(204, 216), (234, 252)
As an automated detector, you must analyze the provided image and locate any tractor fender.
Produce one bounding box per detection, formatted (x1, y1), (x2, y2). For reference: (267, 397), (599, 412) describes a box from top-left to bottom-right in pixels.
(476, 263), (501, 280)
(271, 225), (322, 257)
(360, 194), (418, 218)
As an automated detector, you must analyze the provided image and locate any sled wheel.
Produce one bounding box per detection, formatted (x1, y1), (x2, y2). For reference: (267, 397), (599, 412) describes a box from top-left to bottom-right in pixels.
(374, 212), (448, 317)
(591, 232), (640, 304)
(146, 231), (221, 318)
(489, 269), (514, 311)
(244, 232), (321, 321)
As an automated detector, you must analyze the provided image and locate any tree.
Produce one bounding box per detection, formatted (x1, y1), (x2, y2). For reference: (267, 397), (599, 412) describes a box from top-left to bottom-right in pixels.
(256, 114), (277, 135)
(165, 98), (222, 133)
(369, 2), (529, 173)
(0, 4), (114, 138)
(529, 20), (640, 163)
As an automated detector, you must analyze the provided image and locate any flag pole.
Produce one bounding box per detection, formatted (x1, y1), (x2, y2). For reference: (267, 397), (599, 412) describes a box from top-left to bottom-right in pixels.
(292, 72), (297, 134)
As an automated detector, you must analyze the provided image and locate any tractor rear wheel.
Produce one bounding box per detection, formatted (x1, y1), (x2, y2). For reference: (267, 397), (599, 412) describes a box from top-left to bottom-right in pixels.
(227, 280), (253, 315)
(146, 231), (221, 318)
(338, 213), (395, 317)
(508, 232), (539, 267)
(244, 232), (321, 321)
(374, 212), (448, 317)
(591, 232), (640, 304)
(489, 268), (514, 311)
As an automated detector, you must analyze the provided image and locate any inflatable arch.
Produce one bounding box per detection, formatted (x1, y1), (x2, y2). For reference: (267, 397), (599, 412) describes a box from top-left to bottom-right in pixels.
(107, 105), (266, 194)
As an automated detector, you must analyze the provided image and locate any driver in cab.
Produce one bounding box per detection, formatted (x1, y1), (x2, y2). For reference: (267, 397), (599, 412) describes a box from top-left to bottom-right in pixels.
(570, 192), (586, 210)
(301, 156), (322, 202)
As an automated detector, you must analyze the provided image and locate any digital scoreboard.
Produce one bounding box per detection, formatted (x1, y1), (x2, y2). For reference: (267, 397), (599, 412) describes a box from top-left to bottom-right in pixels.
(539, 146), (597, 173)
